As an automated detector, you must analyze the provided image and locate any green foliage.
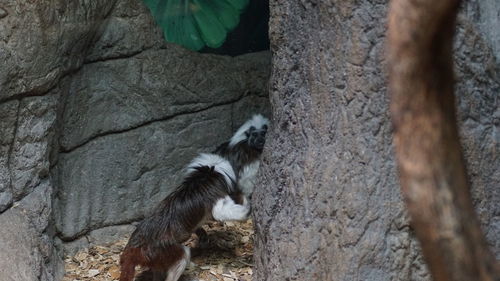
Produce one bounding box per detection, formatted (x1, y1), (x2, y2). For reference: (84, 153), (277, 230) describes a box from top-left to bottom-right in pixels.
(143, 0), (249, 51)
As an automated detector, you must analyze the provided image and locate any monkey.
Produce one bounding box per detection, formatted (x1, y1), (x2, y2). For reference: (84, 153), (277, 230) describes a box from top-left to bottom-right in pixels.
(214, 114), (269, 197)
(119, 153), (250, 281)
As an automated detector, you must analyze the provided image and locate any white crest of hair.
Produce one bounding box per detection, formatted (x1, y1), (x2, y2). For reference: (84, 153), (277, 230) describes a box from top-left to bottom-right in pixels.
(212, 195), (250, 221)
(186, 153), (236, 186)
(238, 161), (260, 196)
(229, 114), (270, 147)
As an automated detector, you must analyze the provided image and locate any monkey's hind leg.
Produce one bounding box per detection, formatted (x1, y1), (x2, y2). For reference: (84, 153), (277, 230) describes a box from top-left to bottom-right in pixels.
(119, 247), (141, 281)
(165, 245), (191, 281)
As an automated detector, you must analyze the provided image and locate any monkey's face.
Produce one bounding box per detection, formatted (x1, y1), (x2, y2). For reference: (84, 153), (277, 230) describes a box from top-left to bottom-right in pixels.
(246, 125), (267, 151)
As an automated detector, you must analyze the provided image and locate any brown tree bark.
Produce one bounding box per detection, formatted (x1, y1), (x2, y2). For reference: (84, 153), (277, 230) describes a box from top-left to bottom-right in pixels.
(387, 0), (500, 281)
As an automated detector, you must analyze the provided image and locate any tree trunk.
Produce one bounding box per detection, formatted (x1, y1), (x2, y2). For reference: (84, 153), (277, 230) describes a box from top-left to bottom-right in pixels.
(387, 0), (500, 280)
(252, 1), (429, 280)
(253, 0), (500, 280)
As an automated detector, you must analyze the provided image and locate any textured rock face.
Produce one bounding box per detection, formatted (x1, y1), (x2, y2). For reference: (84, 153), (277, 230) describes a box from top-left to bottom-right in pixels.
(0, 0), (105, 273)
(59, 49), (269, 152)
(0, 180), (61, 281)
(253, 1), (499, 281)
(0, 0), (270, 280)
(0, 1), (119, 279)
(54, 0), (270, 243)
(0, 208), (45, 281)
(454, 16), (500, 259)
(0, 100), (18, 211)
(463, 0), (500, 62)
(0, 1), (118, 101)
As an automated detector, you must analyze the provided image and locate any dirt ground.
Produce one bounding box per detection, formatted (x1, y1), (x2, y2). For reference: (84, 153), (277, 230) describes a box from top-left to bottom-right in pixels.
(63, 220), (254, 281)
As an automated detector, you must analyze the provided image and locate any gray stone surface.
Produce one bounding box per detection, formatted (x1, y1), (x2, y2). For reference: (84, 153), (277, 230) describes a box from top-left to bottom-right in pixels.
(254, 1), (499, 281)
(0, 208), (41, 281)
(15, 180), (63, 281)
(463, 0), (500, 61)
(0, 93), (62, 281)
(0, 0), (118, 101)
(454, 16), (500, 259)
(84, 0), (164, 62)
(0, 100), (18, 211)
(60, 49), (270, 151)
(59, 224), (135, 256)
(55, 223), (136, 256)
(10, 94), (59, 200)
(0, 186), (63, 281)
(56, 236), (89, 258)
(87, 225), (136, 245)
(16, 180), (53, 233)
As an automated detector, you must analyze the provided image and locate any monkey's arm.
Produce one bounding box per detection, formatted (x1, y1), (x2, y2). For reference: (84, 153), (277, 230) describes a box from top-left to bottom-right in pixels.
(212, 195), (250, 221)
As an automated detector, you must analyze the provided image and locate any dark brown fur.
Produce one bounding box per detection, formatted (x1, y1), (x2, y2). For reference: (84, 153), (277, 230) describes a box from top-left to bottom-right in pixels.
(214, 141), (262, 177)
(119, 166), (238, 281)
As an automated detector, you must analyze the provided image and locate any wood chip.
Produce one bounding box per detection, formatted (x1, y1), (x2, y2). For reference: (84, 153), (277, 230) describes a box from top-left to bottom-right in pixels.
(87, 269), (100, 277)
(63, 219), (254, 281)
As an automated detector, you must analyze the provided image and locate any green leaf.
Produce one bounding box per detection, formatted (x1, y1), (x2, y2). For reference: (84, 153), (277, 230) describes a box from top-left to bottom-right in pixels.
(142, 0), (249, 51)
(192, 0), (227, 48)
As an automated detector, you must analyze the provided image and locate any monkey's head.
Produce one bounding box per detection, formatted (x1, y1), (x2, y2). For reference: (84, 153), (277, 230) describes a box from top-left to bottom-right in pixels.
(245, 124), (268, 151)
(229, 114), (270, 150)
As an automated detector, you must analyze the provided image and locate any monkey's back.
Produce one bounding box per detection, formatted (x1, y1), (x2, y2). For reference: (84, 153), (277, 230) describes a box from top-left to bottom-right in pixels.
(125, 166), (234, 250)
(214, 141), (261, 175)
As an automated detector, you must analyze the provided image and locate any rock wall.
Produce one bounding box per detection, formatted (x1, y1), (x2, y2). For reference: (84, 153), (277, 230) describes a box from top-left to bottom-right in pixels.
(463, 0), (500, 62)
(55, 50), (270, 244)
(1, 1), (119, 280)
(54, 0), (270, 251)
(253, 0), (499, 281)
(0, 0), (270, 280)
(460, 0), (500, 261)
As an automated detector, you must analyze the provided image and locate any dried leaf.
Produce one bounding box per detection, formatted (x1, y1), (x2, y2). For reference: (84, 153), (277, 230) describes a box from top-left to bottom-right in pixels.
(63, 220), (254, 281)
(87, 269), (100, 277)
(109, 266), (121, 279)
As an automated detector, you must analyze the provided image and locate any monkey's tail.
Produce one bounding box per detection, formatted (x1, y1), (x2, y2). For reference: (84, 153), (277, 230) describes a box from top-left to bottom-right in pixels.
(134, 269), (166, 281)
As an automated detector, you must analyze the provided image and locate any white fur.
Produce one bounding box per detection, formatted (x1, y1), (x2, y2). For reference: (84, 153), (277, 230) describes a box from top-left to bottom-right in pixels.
(166, 246), (190, 281)
(186, 153), (236, 186)
(212, 195), (250, 221)
(229, 114), (270, 147)
(238, 161), (260, 196)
